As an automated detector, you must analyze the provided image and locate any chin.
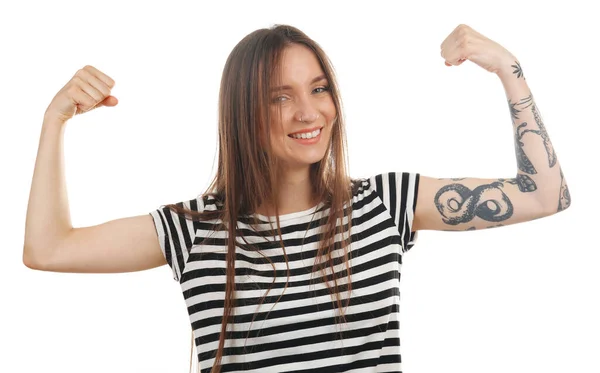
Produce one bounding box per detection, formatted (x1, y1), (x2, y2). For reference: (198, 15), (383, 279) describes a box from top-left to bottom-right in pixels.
(280, 153), (326, 170)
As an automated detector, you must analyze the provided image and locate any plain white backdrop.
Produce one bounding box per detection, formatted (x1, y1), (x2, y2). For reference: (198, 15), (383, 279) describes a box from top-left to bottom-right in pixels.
(1, 1), (597, 372)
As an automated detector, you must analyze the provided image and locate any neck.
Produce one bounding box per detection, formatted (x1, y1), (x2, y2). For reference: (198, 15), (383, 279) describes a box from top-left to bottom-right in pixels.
(256, 166), (317, 216)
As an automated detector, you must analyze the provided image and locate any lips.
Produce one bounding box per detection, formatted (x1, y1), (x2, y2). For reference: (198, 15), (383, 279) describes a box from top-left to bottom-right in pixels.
(288, 126), (323, 137)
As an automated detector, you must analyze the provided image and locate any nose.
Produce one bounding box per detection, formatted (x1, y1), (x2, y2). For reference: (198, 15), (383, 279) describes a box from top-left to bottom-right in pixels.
(294, 93), (320, 123)
(296, 111), (320, 123)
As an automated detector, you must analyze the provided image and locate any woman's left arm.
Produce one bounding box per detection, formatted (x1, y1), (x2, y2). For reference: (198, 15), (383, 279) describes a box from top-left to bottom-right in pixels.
(413, 24), (571, 232)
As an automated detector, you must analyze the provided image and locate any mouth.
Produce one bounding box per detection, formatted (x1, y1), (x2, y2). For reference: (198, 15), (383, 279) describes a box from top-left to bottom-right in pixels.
(287, 126), (323, 144)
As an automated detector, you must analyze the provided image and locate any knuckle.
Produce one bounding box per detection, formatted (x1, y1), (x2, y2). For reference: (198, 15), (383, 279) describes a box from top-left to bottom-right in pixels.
(67, 85), (79, 97)
(76, 68), (88, 79)
(97, 85), (110, 97)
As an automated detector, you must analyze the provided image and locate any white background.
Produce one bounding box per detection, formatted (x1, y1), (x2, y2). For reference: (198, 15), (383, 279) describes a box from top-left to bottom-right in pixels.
(1, 1), (598, 372)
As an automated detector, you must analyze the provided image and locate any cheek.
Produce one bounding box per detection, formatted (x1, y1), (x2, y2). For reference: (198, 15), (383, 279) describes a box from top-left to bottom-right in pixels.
(267, 121), (288, 149)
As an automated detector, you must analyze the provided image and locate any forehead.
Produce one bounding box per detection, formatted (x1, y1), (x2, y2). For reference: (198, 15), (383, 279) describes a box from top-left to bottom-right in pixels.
(278, 44), (324, 79)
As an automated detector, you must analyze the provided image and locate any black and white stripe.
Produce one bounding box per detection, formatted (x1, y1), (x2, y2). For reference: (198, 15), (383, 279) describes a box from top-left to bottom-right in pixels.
(371, 172), (420, 253)
(150, 172), (420, 372)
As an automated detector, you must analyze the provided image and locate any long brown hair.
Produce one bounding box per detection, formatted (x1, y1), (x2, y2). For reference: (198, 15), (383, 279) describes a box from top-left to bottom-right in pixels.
(165, 24), (356, 373)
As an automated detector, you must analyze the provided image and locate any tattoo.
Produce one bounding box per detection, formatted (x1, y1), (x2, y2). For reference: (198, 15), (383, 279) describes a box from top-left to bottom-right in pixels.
(499, 174), (537, 192)
(511, 61), (525, 79)
(437, 177), (466, 181)
(509, 94), (556, 171)
(514, 122), (538, 174)
(508, 99), (524, 123)
(434, 182), (514, 225)
(557, 168), (571, 212)
(531, 101), (557, 168)
(509, 95), (537, 174)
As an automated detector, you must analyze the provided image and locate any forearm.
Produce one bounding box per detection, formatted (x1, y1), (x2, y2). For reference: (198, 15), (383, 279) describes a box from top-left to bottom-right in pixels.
(23, 116), (73, 264)
(497, 58), (571, 212)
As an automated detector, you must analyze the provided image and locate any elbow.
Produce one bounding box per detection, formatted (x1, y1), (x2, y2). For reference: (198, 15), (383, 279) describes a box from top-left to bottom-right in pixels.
(540, 192), (571, 217)
(22, 246), (48, 270)
(23, 246), (39, 269)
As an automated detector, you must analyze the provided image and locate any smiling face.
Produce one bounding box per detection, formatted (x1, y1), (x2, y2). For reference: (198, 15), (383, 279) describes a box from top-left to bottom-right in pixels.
(268, 43), (337, 172)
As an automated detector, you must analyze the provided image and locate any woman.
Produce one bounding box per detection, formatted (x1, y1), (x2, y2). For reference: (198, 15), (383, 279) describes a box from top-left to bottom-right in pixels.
(23, 24), (570, 373)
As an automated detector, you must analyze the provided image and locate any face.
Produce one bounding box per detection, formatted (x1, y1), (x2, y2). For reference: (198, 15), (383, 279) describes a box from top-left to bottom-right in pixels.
(267, 44), (337, 171)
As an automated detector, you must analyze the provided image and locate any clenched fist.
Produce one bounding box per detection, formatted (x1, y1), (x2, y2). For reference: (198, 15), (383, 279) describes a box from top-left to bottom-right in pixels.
(45, 65), (118, 123)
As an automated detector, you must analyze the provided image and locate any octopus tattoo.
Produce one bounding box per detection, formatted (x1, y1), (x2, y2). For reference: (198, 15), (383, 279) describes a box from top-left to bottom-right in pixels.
(434, 182), (514, 225)
(499, 174), (537, 193)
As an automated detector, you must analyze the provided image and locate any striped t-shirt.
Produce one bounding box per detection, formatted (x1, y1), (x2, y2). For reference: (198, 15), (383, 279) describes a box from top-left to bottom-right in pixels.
(150, 172), (420, 373)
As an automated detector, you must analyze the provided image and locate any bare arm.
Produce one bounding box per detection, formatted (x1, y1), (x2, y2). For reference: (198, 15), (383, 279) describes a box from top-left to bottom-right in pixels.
(23, 66), (166, 273)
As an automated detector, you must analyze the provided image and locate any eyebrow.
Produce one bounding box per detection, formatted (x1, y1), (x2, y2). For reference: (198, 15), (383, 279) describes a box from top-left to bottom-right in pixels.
(270, 74), (328, 92)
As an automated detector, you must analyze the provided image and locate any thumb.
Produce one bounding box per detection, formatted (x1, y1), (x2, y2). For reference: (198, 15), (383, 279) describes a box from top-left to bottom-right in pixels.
(98, 95), (119, 108)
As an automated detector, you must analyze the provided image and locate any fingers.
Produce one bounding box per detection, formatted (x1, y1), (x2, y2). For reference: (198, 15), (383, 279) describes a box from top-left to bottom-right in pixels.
(441, 39), (469, 66)
(72, 66), (116, 112)
(70, 85), (97, 112)
(73, 74), (104, 104)
(441, 24), (471, 66)
(45, 64), (117, 122)
(81, 65), (115, 89)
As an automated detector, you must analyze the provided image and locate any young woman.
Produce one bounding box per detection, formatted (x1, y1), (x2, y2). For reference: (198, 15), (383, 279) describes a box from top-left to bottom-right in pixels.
(24, 24), (570, 373)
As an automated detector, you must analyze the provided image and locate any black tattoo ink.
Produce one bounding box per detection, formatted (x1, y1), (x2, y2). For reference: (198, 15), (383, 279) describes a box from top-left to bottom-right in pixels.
(557, 168), (571, 212)
(511, 61), (525, 79)
(437, 178), (467, 181)
(514, 122), (538, 174)
(508, 94), (533, 121)
(531, 101), (556, 168)
(509, 94), (556, 170)
(509, 101), (521, 123)
(434, 182), (514, 225)
(499, 174), (537, 192)
(509, 95), (537, 174)
(467, 226), (477, 231)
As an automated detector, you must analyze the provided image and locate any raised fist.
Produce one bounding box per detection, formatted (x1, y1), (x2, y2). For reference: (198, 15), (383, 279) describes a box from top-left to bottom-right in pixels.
(45, 65), (118, 123)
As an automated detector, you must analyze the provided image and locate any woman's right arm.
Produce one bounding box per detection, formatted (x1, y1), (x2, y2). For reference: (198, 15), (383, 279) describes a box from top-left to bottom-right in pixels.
(23, 66), (167, 274)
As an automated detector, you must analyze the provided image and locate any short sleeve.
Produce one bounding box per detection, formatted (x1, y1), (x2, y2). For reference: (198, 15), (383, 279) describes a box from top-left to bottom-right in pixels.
(370, 172), (420, 253)
(149, 197), (203, 282)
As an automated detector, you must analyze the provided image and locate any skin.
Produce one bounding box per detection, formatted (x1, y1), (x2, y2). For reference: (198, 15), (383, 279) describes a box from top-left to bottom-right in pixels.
(255, 44), (337, 216)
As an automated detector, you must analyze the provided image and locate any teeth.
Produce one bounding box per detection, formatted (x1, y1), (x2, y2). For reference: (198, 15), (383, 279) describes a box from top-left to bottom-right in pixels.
(291, 128), (320, 139)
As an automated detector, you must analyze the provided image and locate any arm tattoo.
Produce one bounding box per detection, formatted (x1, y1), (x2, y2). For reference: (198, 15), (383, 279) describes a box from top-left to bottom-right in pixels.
(499, 174), (537, 192)
(557, 168), (571, 212)
(531, 101), (557, 168)
(509, 95), (537, 174)
(514, 122), (538, 174)
(434, 181), (514, 225)
(511, 61), (525, 79)
(509, 94), (557, 171)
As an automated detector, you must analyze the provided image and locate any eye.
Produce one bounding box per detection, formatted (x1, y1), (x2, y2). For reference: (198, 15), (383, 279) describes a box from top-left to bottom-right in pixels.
(271, 86), (330, 104)
(314, 85), (330, 94)
(272, 96), (287, 103)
